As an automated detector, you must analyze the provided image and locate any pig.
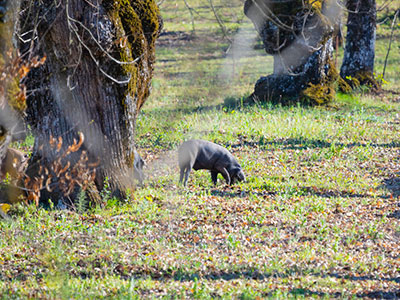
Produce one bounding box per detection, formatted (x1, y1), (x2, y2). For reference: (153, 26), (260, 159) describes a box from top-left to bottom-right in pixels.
(133, 149), (145, 185)
(178, 139), (245, 186)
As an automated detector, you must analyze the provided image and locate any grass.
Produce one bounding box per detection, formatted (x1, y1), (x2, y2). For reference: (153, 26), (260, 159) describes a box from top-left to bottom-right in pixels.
(2, 0), (400, 298)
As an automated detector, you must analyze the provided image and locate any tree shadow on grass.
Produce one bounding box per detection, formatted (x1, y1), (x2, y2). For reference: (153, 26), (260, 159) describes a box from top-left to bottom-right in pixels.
(141, 104), (224, 119)
(298, 186), (372, 199)
(387, 209), (400, 219)
(380, 173), (400, 219)
(116, 268), (400, 299)
(210, 188), (275, 198)
(156, 31), (195, 48)
(197, 271), (399, 299)
(209, 185), (371, 199)
(289, 288), (399, 299)
(381, 173), (400, 199)
(229, 137), (400, 151)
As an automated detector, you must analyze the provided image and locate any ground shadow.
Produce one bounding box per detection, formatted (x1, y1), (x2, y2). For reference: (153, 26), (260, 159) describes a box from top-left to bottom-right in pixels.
(156, 31), (195, 48)
(115, 267), (400, 299)
(382, 173), (400, 199)
(387, 209), (400, 219)
(382, 173), (400, 219)
(210, 188), (275, 198)
(298, 186), (371, 199)
(142, 103), (224, 118)
(380, 173), (400, 219)
(209, 185), (371, 200)
(229, 137), (400, 151)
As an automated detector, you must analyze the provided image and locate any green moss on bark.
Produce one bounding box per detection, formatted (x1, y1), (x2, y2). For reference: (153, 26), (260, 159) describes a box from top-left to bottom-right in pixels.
(341, 70), (380, 92)
(302, 82), (335, 105)
(301, 59), (336, 105)
(103, 0), (161, 167)
(104, 0), (161, 107)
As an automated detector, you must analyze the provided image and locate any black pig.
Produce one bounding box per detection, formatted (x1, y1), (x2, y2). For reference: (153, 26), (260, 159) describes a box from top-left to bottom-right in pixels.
(178, 139), (245, 186)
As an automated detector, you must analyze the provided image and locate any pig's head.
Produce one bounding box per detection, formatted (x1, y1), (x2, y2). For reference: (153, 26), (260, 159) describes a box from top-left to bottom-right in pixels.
(230, 166), (245, 185)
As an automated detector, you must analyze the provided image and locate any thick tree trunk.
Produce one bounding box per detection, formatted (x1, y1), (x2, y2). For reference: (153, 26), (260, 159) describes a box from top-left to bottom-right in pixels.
(244, 0), (340, 105)
(340, 0), (378, 89)
(19, 0), (162, 205)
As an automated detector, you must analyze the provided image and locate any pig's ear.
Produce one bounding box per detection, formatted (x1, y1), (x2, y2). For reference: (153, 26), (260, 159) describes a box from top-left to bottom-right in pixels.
(231, 167), (241, 176)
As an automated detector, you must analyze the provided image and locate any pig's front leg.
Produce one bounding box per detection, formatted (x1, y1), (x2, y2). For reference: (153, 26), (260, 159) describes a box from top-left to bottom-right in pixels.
(210, 171), (218, 185)
(219, 167), (231, 185)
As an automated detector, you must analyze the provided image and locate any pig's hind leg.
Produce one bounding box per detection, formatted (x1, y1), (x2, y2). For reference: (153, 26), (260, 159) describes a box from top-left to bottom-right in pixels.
(180, 165), (192, 186)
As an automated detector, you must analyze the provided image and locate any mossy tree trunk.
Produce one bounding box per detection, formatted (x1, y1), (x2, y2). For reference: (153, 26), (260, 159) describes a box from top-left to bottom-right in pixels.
(244, 0), (340, 105)
(19, 0), (162, 205)
(340, 0), (379, 89)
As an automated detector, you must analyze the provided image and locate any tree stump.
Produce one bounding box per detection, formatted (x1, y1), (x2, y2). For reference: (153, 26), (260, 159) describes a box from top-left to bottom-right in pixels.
(244, 0), (340, 105)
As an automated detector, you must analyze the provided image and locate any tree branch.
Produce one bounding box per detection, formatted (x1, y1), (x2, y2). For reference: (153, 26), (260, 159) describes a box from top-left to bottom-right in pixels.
(382, 8), (399, 80)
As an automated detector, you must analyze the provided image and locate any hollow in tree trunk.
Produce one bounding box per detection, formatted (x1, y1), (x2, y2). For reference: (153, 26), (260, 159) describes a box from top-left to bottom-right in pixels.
(340, 0), (379, 90)
(19, 0), (162, 206)
(244, 0), (340, 105)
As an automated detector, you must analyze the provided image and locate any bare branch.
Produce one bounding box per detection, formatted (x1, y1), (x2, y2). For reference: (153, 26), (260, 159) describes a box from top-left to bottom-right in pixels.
(65, 0), (135, 85)
(248, 0), (294, 32)
(208, 0), (232, 42)
(157, 0), (166, 7)
(382, 8), (399, 80)
(67, 14), (141, 66)
(183, 0), (196, 34)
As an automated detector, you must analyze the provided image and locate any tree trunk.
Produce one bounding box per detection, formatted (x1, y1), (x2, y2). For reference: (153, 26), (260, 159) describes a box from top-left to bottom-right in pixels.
(340, 0), (379, 89)
(244, 0), (340, 105)
(19, 0), (162, 206)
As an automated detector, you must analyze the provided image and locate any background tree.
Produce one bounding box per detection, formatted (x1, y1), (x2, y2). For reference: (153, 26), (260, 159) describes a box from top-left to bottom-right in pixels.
(244, 0), (341, 105)
(19, 0), (162, 206)
(340, 0), (379, 90)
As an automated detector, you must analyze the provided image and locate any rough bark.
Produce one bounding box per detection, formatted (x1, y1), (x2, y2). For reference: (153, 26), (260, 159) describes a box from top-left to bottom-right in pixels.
(19, 0), (162, 205)
(340, 0), (379, 90)
(244, 0), (340, 105)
